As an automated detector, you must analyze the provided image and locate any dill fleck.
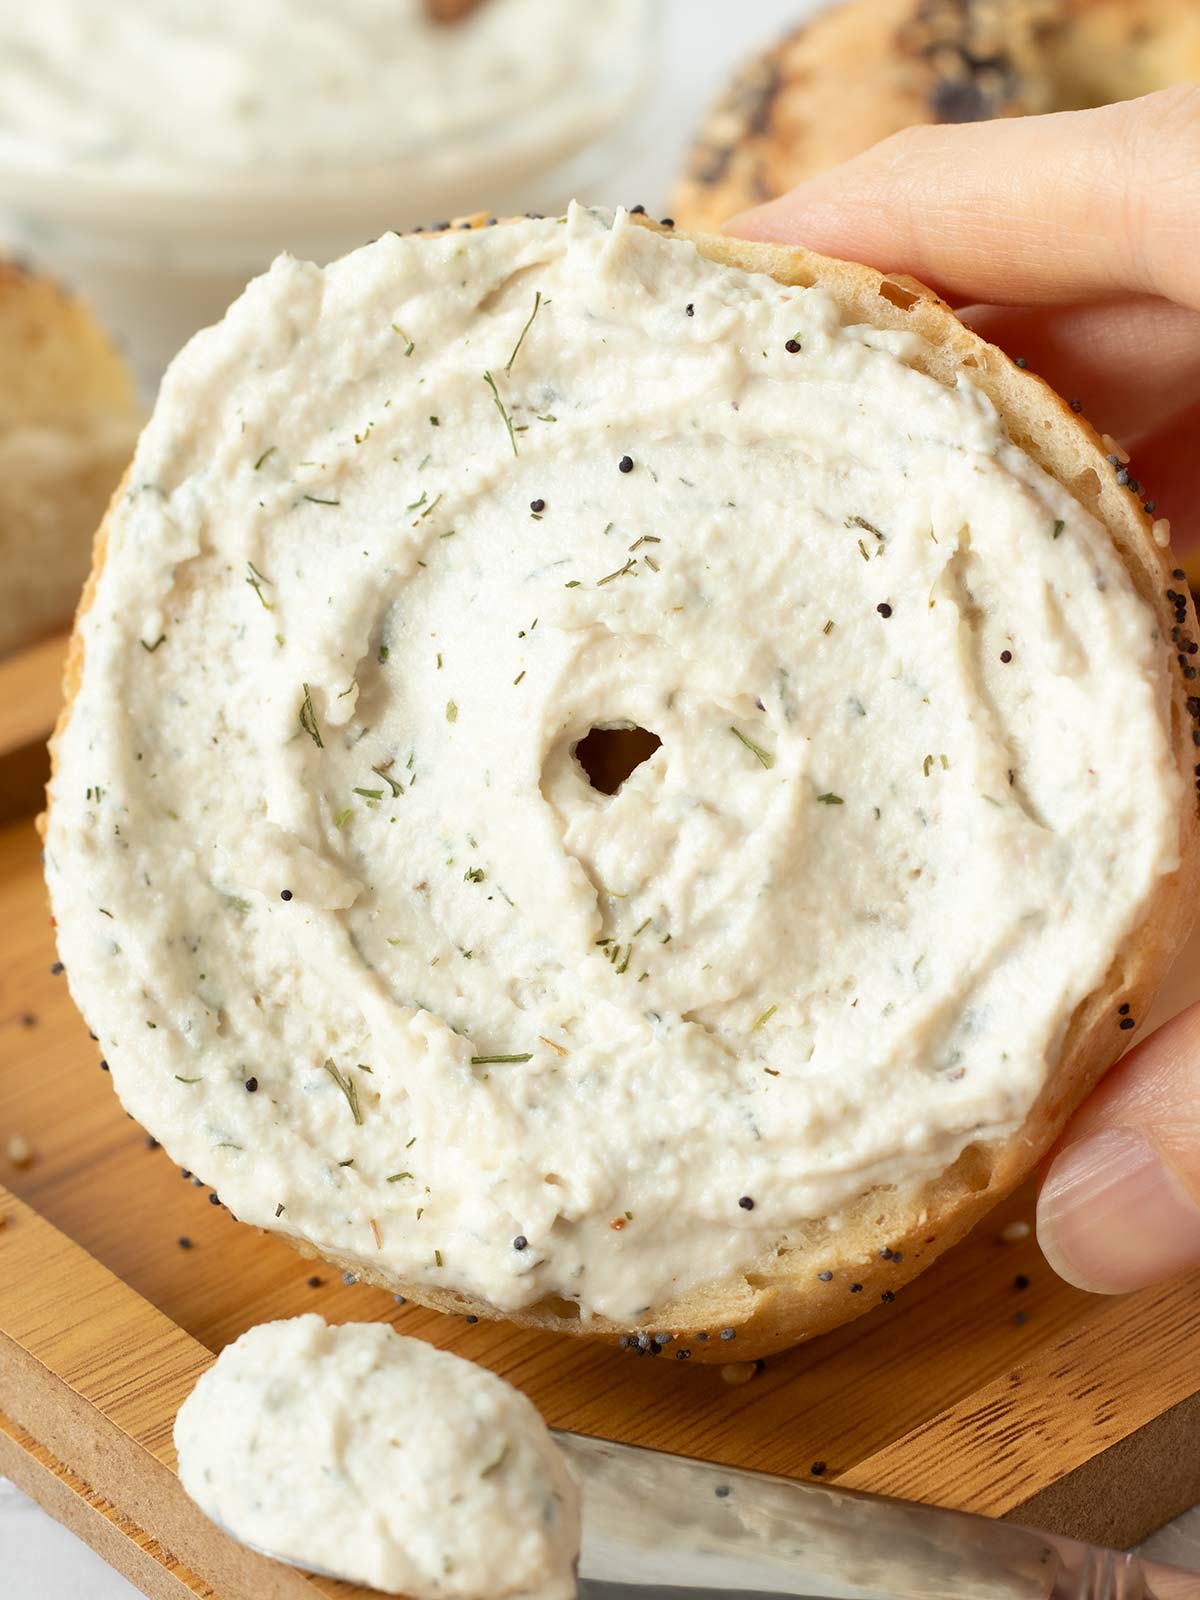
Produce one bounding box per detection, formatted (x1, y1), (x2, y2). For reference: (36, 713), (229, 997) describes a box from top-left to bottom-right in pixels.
(464, 866), (485, 883)
(141, 634), (166, 653)
(373, 765), (403, 797)
(470, 1053), (533, 1065)
(174, 1075), (202, 1084)
(446, 700), (458, 723)
(391, 324), (415, 356)
(275, 1202), (285, 1217)
(822, 619), (834, 635)
(1053, 519), (1065, 539)
(353, 787), (384, 802)
(332, 807), (353, 829)
(303, 494), (341, 506)
(434, 1249), (443, 1267)
(323, 1060), (363, 1125)
(254, 446), (276, 471)
(597, 557), (638, 586)
(633, 917), (652, 936)
(513, 670), (525, 685)
(848, 515), (884, 540)
(387, 1171), (413, 1183)
(505, 292), (542, 374)
(482, 371), (519, 457)
(752, 1004), (777, 1031)
(616, 946), (632, 975)
(817, 792), (844, 805)
(730, 726), (774, 769)
(857, 539), (870, 562)
(414, 493), (443, 524)
(299, 683), (324, 748)
(245, 561), (271, 609)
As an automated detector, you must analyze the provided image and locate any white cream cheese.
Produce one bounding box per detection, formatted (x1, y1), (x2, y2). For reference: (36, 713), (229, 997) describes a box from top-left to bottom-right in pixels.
(0, 0), (645, 180)
(45, 206), (1181, 1325)
(175, 1316), (579, 1598)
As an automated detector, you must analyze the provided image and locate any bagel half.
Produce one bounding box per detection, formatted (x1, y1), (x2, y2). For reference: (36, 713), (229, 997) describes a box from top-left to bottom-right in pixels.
(673, 0), (1200, 232)
(45, 212), (1200, 1360)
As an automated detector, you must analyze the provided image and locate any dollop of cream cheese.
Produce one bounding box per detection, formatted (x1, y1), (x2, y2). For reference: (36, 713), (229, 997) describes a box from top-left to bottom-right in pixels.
(46, 206), (1181, 1323)
(0, 0), (644, 179)
(175, 1316), (579, 1598)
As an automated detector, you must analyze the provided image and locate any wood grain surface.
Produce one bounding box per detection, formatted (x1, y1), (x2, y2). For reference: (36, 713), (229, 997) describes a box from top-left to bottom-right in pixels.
(2, 634), (1199, 1597)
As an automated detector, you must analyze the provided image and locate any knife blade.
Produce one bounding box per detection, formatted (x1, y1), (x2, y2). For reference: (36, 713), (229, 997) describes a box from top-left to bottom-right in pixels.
(558, 1432), (1200, 1600)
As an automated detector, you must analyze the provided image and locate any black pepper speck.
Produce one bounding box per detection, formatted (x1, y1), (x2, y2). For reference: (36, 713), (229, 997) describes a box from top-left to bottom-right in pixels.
(1000, 649), (1013, 663)
(280, 889), (293, 902)
(513, 1234), (528, 1250)
(244, 1077), (259, 1093)
(738, 1195), (755, 1210)
(618, 455), (634, 473)
(877, 602), (893, 618)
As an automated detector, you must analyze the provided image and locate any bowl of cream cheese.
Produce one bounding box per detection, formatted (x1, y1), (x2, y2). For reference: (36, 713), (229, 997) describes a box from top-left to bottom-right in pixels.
(0, 0), (657, 390)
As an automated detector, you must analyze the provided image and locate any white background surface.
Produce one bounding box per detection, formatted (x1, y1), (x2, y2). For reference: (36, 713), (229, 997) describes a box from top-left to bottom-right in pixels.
(2, 0), (1197, 1592)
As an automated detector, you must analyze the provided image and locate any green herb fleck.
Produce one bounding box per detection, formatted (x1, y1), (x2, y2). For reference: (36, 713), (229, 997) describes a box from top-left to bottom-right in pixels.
(323, 1060), (363, 1125)
(387, 1171), (413, 1183)
(245, 561), (272, 610)
(353, 787), (384, 802)
(817, 792), (844, 805)
(752, 1004), (777, 1031)
(303, 494), (341, 507)
(470, 1053), (532, 1065)
(254, 446), (276, 471)
(391, 324), (415, 356)
(140, 634), (166, 653)
(299, 683), (324, 748)
(730, 725), (774, 769)
(174, 1075), (202, 1084)
(373, 765), (403, 797)
(1053, 519), (1065, 539)
(597, 557), (637, 586)
(506, 291), (542, 374)
(482, 370), (519, 457)
(446, 700), (458, 723)
(464, 866), (485, 883)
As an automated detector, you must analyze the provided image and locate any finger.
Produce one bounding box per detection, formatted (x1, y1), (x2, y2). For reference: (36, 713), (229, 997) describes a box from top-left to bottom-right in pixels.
(960, 297), (1200, 442)
(727, 88), (1200, 312)
(1037, 1003), (1200, 1293)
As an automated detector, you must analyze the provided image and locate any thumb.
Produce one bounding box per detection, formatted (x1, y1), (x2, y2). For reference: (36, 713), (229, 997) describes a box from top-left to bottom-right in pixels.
(1037, 1002), (1200, 1293)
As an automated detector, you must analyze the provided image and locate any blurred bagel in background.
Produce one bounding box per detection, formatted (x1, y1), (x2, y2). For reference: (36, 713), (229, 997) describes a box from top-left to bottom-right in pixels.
(0, 262), (142, 657)
(673, 0), (1200, 231)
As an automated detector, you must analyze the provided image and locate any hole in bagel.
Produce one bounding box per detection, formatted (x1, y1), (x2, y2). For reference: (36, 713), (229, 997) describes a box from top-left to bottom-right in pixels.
(878, 279), (920, 311)
(574, 724), (661, 795)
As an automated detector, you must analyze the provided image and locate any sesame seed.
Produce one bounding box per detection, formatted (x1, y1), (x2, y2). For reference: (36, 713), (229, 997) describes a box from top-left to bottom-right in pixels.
(1069, 398), (1082, 413)
(811, 1461), (827, 1476)
(1014, 1273), (1030, 1290)
(466, 1314), (478, 1323)
(394, 1294), (406, 1305)
(714, 1485), (731, 1498)
(653, 1331), (672, 1345)
(685, 303), (694, 317)
(100, 1060), (109, 1072)
(1000, 649), (1012, 663)
(209, 1192), (221, 1206)
(1119, 1002), (1131, 1015)
(738, 1195), (755, 1210)
(530, 498), (546, 513)
(660, 217), (675, 228)
(1115, 467), (1131, 486)
(146, 1135), (159, 1150)
(1015, 357), (1028, 369)
(630, 204), (646, 215)
(244, 1077), (259, 1093)
(719, 1327), (736, 1340)
(50, 961), (64, 976)
(513, 1234), (528, 1250)
(178, 1237), (192, 1250)
(818, 1270), (833, 1282)
(181, 1169), (191, 1180)
(879, 1247), (894, 1260)
(307, 1275), (323, 1287)
(280, 889), (293, 901)
(849, 1282), (863, 1293)
(881, 1289), (896, 1303)
(675, 1348), (692, 1360)
(696, 1331), (709, 1341)
(618, 455), (634, 473)
(876, 602), (893, 617)
(1119, 1017), (1135, 1030)
(1013, 1310), (1028, 1327)
(1173, 568), (1186, 580)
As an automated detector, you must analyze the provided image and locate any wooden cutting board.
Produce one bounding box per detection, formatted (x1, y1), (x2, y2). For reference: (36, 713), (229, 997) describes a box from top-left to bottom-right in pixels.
(2, 633), (1199, 1600)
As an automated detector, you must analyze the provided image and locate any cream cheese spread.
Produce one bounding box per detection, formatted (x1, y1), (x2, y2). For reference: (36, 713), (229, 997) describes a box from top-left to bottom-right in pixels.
(0, 0), (645, 180)
(45, 206), (1181, 1324)
(175, 1316), (579, 1597)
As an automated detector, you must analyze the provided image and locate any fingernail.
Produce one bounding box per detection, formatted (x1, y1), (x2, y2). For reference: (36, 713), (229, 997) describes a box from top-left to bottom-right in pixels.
(1037, 1128), (1200, 1294)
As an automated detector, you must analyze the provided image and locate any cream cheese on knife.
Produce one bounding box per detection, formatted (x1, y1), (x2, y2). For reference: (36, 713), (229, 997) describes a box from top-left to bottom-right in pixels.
(175, 1316), (579, 1597)
(45, 205), (1180, 1324)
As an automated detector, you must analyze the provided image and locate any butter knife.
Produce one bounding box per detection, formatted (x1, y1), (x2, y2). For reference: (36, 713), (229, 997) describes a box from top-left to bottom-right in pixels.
(560, 1433), (1200, 1600)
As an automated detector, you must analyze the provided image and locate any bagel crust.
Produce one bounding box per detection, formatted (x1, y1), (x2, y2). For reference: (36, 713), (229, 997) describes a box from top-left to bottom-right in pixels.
(673, 0), (1200, 231)
(45, 210), (1199, 1360)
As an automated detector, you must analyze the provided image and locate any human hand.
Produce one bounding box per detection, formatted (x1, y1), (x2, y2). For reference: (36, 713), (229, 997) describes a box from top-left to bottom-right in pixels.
(727, 86), (1200, 1292)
